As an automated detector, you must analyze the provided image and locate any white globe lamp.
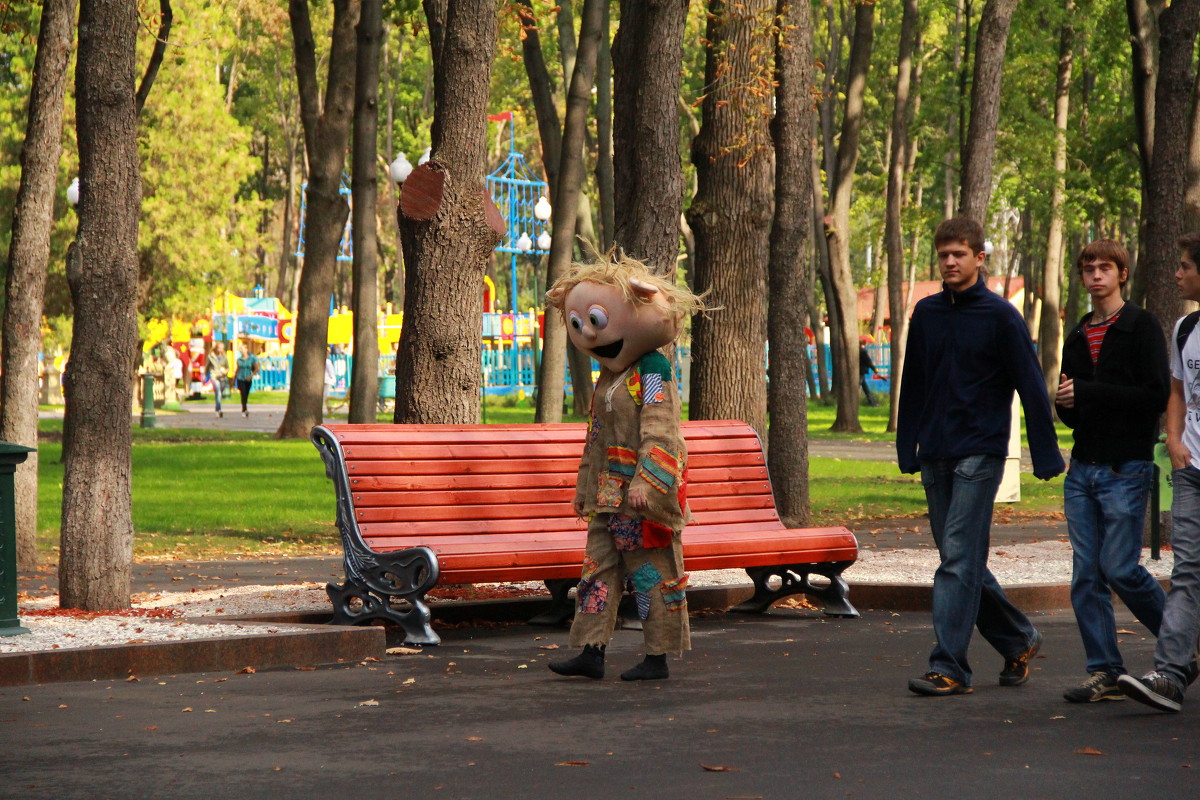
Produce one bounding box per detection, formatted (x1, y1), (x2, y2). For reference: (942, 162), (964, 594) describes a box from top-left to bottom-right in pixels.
(537, 231), (552, 251)
(389, 153), (413, 184)
(533, 196), (552, 221)
(66, 177), (80, 206)
(516, 232), (533, 253)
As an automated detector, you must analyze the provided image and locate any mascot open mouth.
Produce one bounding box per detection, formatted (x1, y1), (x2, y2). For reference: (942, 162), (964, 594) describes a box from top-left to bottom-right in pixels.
(592, 339), (624, 359)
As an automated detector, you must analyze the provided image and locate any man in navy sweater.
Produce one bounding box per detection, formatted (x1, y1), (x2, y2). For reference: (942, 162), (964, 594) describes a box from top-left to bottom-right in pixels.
(897, 217), (1065, 696)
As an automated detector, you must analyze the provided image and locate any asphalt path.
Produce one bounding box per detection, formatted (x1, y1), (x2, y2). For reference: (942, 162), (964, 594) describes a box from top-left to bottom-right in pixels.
(1, 609), (1192, 799)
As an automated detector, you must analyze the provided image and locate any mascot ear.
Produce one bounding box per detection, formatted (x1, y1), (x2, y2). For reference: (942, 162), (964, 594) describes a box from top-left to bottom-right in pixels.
(628, 277), (660, 298)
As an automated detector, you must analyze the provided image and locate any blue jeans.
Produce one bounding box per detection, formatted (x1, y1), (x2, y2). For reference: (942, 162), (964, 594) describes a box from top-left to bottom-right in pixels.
(1064, 460), (1164, 675)
(1154, 465), (1200, 688)
(921, 455), (1038, 685)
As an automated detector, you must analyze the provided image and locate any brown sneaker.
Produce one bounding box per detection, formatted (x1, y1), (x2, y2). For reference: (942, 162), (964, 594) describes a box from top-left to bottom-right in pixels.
(1000, 630), (1043, 687)
(908, 671), (972, 696)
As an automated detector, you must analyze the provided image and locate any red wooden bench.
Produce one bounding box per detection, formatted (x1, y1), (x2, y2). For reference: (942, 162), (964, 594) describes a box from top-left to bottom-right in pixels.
(311, 420), (859, 645)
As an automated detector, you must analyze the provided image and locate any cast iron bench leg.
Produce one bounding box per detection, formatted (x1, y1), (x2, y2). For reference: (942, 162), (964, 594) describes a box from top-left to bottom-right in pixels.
(326, 545), (442, 645)
(730, 561), (859, 618)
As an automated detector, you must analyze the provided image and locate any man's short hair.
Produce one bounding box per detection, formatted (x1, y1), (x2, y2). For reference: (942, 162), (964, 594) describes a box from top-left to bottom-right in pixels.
(934, 217), (985, 255)
(1178, 232), (1200, 268)
(1077, 239), (1129, 286)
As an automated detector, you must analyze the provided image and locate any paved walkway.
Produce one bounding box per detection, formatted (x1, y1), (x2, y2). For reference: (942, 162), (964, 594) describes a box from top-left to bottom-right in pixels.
(2, 608), (1189, 799)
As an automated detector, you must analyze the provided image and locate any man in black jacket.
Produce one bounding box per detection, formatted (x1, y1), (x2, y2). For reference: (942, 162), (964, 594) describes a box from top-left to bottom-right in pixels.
(1055, 239), (1170, 703)
(897, 217), (1064, 697)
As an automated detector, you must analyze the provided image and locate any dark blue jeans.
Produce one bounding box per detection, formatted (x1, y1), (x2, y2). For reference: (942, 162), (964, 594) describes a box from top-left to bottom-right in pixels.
(1064, 459), (1164, 675)
(921, 455), (1038, 685)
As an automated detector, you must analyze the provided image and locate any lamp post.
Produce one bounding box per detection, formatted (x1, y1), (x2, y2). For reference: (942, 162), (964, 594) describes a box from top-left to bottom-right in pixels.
(66, 177), (80, 207)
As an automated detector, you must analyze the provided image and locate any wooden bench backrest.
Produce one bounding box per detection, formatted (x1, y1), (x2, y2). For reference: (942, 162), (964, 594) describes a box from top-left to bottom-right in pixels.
(319, 420), (782, 552)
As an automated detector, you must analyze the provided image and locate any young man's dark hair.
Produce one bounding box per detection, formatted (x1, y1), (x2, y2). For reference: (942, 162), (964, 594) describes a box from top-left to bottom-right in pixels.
(933, 217), (985, 256)
(1177, 232), (1200, 269)
(1076, 239), (1129, 286)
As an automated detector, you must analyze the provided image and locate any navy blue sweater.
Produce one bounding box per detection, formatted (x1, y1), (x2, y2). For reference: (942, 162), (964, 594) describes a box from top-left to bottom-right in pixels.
(896, 276), (1064, 479)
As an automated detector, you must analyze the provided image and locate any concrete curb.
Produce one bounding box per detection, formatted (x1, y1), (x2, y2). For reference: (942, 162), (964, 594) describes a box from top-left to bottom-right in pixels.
(0, 620), (385, 688)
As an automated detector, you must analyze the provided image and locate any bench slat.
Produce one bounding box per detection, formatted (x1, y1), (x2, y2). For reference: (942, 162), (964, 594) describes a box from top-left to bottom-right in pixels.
(340, 435), (764, 463)
(326, 419), (752, 445)
(344, 470), (770, 495)
(352, 491), (779, 522)
(342, 450), (764, 478)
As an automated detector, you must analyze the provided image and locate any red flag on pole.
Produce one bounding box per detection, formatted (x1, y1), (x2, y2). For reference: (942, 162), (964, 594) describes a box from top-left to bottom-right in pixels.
(487, 111), (513, 123)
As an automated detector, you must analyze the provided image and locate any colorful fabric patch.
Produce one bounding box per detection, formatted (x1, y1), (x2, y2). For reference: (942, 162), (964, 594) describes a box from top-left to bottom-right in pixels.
(639, 446), (682, 494)
(606, 445), (638, 478)
(625, 371), (643, 406)
(587, 410), (602, 447)
(609, 513), (643, 551)
(629, 561), (663, 593)
(577, 578), (609, 614)
(596, 472), (626, 508)
(661, 574), (689, 611)
(641, 370), (666, 404)
(641, 520), (673, 549)
(580, 555), (600, 579)
(635, 591), (652, 620)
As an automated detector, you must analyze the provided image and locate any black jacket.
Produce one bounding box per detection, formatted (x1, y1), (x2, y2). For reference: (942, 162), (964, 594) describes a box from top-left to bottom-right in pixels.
(896, 275), (1064, 478)
(1056, 302), (1169, 464)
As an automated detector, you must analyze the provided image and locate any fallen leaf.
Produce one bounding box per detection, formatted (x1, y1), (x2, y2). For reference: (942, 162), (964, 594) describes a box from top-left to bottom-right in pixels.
(1075, 747), (1104, 756)
(517, 664), (528, 669)
(833, 772), (842, 779)
(539, 644), (560, 650)
(358, 699), (380, 707)
(403, 678), (416, 685)
(58, 704), (68, 709)
(204, 710), (216, 713)
(386, 646), (422, 655)
(466, 737), (483, 742)
(277, 718), (294, 723)
(1050, 715), (1065, 720)
(555, 761), (590, 767)
(295, 666), (316, 671)
(701, 764), (739, 772)
(181, 707), (193, 713)
(1116, 629), (1137, 635)
(125, 675), (139, 682)
(236, 666), (256, 675)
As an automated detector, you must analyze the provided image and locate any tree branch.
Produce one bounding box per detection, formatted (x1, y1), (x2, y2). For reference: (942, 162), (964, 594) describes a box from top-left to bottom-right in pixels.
(135, 0), (172, 114)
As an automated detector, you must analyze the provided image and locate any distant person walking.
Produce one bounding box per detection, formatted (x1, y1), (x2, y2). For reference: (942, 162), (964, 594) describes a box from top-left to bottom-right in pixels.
(897, 216), (1064, 697)
(234, 342), (258, 418)
(206, 342), (229, 419)
(859, 343), (878, 407)
(1055, 239), (1169, 703)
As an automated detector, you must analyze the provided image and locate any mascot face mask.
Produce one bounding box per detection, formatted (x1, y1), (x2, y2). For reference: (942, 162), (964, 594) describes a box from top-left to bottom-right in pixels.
(562, 278), (678, 373)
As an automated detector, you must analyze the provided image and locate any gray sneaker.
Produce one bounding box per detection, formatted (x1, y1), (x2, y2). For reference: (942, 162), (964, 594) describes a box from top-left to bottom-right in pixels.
(1063, 671), (1124, 703)
(1117, 671), (1184, 713)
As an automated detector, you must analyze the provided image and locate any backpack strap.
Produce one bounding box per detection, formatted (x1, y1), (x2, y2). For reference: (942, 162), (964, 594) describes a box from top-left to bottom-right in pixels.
(1179, 310), (1200, 361)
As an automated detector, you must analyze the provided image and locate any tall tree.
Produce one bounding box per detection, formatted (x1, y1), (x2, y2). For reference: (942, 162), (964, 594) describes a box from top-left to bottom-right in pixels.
(687, 0), (775, 436)
(1038, 0), (1075, 394)
(822, 0), (873, 433)
(885, 0), (920, 432)
(611, 0), (688, 270)
(59, 0), (141, 609)
(277, 0), (360, 439)
(1127, 0), (1162, 281)
(534, 0), (605, 423)
(2, 0), (76, 574)
(1140, 0), (1200, 329)
(766, 0), (815, 525)
(393, 0), (503, 423)
(958, 0), (1019, 221)
(349, 0), (381, 423)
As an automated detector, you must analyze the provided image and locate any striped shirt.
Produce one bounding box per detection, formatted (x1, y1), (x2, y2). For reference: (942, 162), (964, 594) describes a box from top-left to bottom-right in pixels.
(1085, 306), (1123, 363)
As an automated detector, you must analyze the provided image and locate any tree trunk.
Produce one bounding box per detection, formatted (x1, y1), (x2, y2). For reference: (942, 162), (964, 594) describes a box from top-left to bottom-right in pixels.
(2, 0), (76, 575)
(958, 0), (1019, 222)
(1127, 0), (1162, 293)
(1142, 0), (1200, 331)
(823, 0), (873, 433)
(535, 0), (604, 424)
(886, 0), (919, 432)
(394, 0), (502, 423)
(1185, 60), (1200, 230)
(611, 0), (687, 271)
(595, 0), (615, 251)
(811, 140), (834, 399)
(59, 0), (141, 609)
(517, 0), (561, 195)
(349, 0), (382, 423)
(1038, 2), (1074, 395)
(766, 0), (815, 526)
(687, 0), (774, 437)
(279, 0), (359, 439)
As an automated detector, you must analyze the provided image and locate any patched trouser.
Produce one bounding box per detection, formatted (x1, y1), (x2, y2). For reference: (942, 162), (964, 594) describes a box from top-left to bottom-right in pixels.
(568, 512), (691, 655)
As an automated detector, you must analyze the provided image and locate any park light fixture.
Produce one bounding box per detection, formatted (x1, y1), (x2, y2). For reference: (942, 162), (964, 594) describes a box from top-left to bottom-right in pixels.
(516, 232), (533, 253)
(66, 177), (80, 207)
(389, 153), (413, 184)
(533, 196), (552, 221)
(984, 240), (994, 256)
(537, 231), (552, 251)
(418, 147), (431, 166)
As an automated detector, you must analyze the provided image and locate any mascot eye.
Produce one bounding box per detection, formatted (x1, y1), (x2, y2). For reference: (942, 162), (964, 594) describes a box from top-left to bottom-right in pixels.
(568, 311), (583, 331)
(587, 307), (609, 329)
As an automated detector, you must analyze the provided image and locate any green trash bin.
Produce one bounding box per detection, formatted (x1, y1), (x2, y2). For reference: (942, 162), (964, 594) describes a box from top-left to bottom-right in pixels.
(377, 374), (396, 414)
